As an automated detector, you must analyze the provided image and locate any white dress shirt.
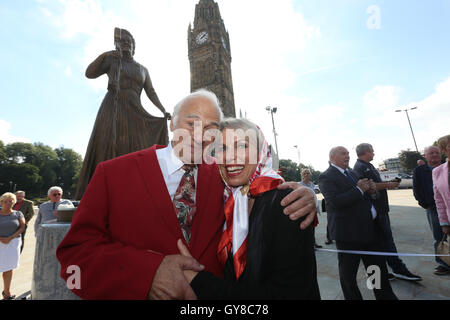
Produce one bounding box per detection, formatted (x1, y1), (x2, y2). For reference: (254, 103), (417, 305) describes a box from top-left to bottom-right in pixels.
(331, 163), (377, 219)
(156, 143), (198, 201)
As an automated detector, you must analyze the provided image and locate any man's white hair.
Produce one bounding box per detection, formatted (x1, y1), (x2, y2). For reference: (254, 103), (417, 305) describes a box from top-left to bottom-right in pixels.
(172, 89), (224, 125)
(329, 146), (347, 160)
(48, 186), (63, 196)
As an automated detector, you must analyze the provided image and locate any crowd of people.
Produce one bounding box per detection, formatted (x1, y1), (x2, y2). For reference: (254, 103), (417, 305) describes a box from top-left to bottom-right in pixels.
(0, 188), (73, 299)
(0, 88), (449, 300)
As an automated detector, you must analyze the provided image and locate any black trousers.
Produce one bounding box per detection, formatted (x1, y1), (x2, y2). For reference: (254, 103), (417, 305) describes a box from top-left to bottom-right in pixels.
(335, 241), (398, 300)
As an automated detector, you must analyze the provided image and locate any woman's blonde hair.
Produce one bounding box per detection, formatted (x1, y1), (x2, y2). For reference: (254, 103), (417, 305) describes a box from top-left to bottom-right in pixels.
(0, 192), (17, 205)
(301, 168), (311, 175)
(437, 134), (450, 153)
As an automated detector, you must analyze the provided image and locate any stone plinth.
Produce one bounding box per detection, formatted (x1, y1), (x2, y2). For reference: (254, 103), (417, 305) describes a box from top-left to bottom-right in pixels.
(31, 220), (80, 300)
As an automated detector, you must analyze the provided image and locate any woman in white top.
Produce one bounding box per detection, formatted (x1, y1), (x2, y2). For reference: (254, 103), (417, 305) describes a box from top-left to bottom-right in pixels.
(0, 192), (25, 300)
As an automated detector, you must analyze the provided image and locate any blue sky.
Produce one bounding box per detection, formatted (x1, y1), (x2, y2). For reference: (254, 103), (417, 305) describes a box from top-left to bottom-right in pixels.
(1, 0), (449, 171)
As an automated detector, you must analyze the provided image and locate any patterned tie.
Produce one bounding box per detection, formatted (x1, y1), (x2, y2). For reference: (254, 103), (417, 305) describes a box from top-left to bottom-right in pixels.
(173, 164), (196, 243)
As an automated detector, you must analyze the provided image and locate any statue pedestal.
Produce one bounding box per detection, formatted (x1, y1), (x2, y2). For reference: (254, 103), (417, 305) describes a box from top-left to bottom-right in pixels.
(31, 220), (80, 300)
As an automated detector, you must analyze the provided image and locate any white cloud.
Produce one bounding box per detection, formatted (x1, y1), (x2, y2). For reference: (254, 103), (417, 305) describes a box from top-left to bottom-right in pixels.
(0, 120), (30, 144)
(358, 77), (450, 167)
(65, 65), (72, 77)
(363, 85), (402, 128)
(409, 76), (450, 148)
(35, 0), (322, 161)
(37, 0), (320, 109)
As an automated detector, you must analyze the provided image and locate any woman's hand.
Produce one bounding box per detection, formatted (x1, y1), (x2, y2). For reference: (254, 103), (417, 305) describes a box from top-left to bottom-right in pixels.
(0, 237), (12, 245)
(278, 182), (317, 229)
(177, 239), (199, 283)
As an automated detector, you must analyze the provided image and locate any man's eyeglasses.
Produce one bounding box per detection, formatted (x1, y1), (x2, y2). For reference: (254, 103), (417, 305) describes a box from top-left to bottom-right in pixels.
(51, 193), (62, 196)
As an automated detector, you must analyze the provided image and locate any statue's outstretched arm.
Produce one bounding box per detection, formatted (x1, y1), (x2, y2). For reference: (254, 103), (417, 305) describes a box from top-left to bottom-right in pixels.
(85, 51), (116, 79)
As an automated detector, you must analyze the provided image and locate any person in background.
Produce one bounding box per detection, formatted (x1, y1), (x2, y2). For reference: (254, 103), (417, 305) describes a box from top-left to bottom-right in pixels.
(300, 168), (322, 249)
(413, 146), (449, 275)
(353, 143), (421, 282)
(432, 135), (450, 239)
(0, 192), (25, 300)
(417, 159), (425, 166)
(34, 187), (73, 235)
(319, 146), (397, 300)
(13, 191), (34, 253)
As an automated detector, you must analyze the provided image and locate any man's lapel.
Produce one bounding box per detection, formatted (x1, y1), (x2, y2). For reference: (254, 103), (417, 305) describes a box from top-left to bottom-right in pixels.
(330, 165), (354, 188)
(135, 145), (184, 241)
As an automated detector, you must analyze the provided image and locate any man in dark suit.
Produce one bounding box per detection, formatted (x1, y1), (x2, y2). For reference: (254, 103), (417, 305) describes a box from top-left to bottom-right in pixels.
(354, 143), (421, 281)
(56, 90), (318, 300)
(13, 191), (35, 253)
(319, 146), (397, 300)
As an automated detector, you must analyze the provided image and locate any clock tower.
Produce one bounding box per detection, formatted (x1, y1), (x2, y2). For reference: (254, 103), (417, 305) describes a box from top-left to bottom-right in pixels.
(188, 0), (236, 117)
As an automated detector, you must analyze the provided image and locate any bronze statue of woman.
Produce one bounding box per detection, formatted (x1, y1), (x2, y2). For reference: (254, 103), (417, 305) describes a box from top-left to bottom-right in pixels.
(75, 28), (169, 199)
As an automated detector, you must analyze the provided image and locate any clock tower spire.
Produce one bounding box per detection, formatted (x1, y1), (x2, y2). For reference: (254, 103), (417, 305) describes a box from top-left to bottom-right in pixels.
(188, 0), (236, 117)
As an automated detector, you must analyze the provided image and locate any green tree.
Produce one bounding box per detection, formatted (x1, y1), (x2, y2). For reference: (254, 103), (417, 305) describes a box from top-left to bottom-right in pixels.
(55, 147), (83, 198)
(30, 142), (59, 194)
(398, 149), (424, 173)
(0, 141), (83, 198)
(279, 159), (301, 182)
(0, 140), (7, 164)
(0, 163), (41, 195)
(279, 159), (322, 183)
(5, 142), (34, 164)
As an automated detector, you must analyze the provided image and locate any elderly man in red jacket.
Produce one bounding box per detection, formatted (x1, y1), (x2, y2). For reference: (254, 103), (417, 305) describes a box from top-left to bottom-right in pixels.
(57, 89), (317, 300)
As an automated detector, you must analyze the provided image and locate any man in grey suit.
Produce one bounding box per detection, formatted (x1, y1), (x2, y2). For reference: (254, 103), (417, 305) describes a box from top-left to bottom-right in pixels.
(319, 146), (397, 300)
(13, 191), (35, 253)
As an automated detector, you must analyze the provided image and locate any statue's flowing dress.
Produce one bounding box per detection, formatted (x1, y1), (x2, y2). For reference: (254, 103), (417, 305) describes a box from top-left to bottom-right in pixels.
(75, 55), (168, 199)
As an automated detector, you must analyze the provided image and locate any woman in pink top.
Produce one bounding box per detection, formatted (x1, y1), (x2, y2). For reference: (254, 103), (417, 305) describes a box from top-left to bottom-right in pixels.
(432, 134), (450, 235)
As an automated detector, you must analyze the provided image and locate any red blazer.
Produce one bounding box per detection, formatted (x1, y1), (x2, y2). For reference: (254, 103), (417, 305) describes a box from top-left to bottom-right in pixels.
(56, 145), (225, 299)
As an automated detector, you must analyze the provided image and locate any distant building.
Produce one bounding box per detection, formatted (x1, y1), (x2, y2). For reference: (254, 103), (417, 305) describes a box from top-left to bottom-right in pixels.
(378, 157), (405, 173)
(188, 0), (236, 117)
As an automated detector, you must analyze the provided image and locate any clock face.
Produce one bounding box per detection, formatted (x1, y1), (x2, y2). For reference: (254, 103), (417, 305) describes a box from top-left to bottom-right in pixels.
(196, 31), (209, 45)
(221, 36), (227, 49)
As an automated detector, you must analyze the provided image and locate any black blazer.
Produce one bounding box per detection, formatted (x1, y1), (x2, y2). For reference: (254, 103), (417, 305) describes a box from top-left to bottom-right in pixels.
(413, 164), (436, 209)
(318, 165), (379, 244)
(190, 188), (320, 300)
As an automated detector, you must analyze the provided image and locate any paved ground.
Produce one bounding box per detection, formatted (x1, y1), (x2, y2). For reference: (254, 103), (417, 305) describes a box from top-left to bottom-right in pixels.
(316, 189), (450, 300)
(1, 189), (449, 300)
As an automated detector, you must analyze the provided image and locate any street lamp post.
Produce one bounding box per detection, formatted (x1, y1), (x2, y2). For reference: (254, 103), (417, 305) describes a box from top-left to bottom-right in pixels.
(395, 107), (419, 153)
(293, 145), (301, 164)
(266, 106), (279, 156)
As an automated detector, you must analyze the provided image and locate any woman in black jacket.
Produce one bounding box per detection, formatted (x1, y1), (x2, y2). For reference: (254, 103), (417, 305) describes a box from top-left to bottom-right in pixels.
(178, 118), (320, 299)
